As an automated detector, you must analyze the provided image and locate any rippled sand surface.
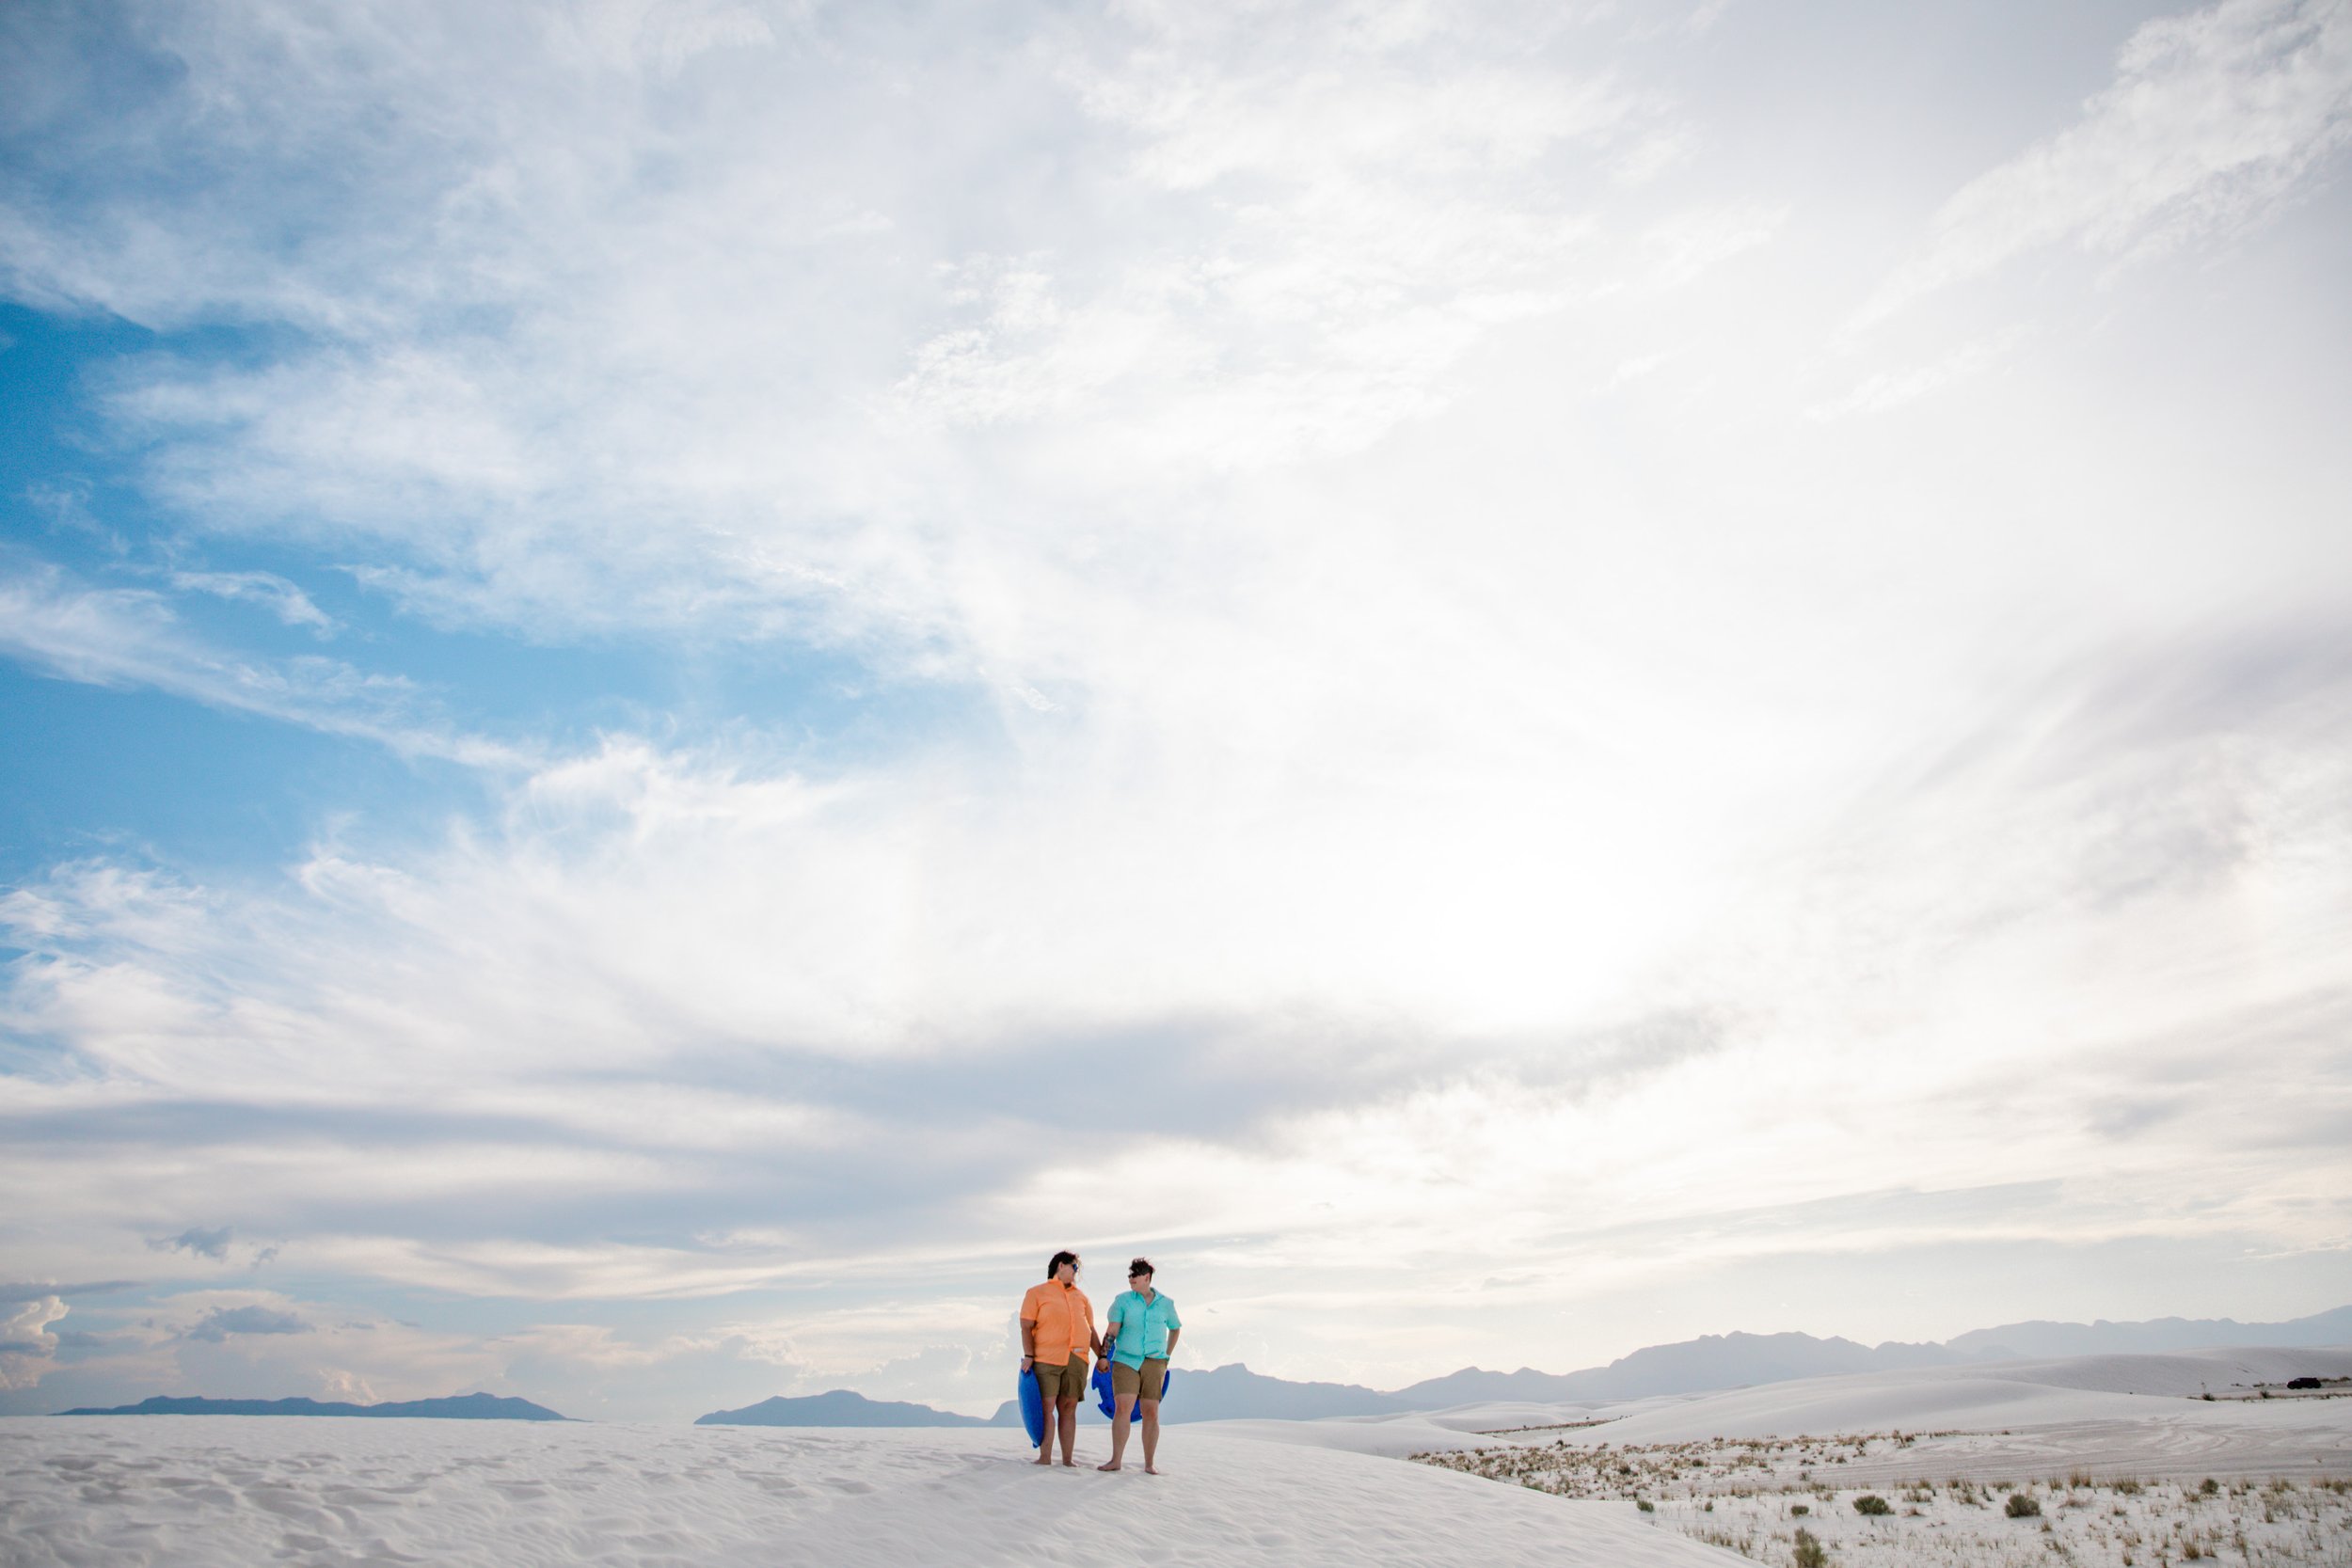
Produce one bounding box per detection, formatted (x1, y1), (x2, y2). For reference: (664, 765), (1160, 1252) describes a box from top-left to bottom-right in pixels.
(0, 1418), (1725, 1568)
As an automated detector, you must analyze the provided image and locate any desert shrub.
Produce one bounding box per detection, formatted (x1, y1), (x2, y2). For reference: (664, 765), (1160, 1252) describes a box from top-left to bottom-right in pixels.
(2006, 1492), (2042, 1517)
(1792, 1527), (1829, 1568)
(1789, 1503), (1809, 1516)
(2200, 1478), (2219, 1497)
(2114, 1478), (2142, 1496)
(1853, 1495), (1891, 1516)
(1636, 1499), (1654, 1513)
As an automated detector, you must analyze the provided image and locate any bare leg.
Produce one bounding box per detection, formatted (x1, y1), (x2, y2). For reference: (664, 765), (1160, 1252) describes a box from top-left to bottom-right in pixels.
(1028, 1371), (1054, 1465)
(1140, 1399), (1163, 1473)
(1096, 1392), (1136, 1470)
(1057, 1397), (1080, 1465)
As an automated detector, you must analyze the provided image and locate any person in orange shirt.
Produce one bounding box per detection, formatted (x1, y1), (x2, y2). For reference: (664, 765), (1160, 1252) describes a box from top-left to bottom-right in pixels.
(1019, 1249), (1101, 1466)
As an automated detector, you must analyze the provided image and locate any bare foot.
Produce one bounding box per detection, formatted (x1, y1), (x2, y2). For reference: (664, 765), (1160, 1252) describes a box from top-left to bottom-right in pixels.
(1032, 1453), (1053, 1466)
(1096, 1461), (1122, 1472)
(1145, 1464), (1162, 1475)
(1060, 1459), (1078, 1467)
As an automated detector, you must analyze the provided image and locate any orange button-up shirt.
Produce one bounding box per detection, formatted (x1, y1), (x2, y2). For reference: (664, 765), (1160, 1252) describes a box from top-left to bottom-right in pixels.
(1020, 1280), (1095, 1365)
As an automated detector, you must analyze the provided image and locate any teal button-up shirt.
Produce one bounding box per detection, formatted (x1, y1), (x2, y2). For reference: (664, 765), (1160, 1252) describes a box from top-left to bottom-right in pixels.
(1106, 1289), (1182, 1368)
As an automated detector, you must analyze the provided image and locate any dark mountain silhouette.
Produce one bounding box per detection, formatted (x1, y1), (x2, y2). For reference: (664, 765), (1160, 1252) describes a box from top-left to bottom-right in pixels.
(697, 1390), (991, 1427)
(1383, 1306), (2352, 1411)
(935, 1304), (2352, 1426)
(683, 1304), (2352, 1430)
(57, 1392), (567, 1420)
(1392, 1331), (1963, 1408)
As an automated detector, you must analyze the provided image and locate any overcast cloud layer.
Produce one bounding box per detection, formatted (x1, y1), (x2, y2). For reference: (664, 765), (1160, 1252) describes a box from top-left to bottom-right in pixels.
(2, 0), (2348, 1420)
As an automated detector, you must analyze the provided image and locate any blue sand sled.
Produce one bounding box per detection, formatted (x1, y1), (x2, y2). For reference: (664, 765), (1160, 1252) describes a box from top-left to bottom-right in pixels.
(1091, 1361), (1171, 1419)
(1019, 1369), (1045, 1447)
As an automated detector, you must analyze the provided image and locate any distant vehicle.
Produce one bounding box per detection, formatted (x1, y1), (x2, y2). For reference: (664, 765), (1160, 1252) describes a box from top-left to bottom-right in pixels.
(2285, 1376), (2323, 1390)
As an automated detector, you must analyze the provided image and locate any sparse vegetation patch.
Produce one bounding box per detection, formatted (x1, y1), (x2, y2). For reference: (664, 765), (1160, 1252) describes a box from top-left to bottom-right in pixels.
(1411, 1429), (2352, 1566)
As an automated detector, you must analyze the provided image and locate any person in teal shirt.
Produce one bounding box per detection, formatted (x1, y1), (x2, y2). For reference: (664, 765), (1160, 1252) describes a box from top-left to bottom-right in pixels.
(1096, 1257), (1182, 1474)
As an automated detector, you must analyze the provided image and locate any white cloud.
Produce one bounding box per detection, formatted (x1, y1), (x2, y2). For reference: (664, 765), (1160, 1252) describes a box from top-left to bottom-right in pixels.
(168, 570), (336, 634)
(1629, 201), (1786, 291)
(151, 1227), (235, 1261)
(887, 8), (1666, 471)
(1805, 329), (2023, 419)
(185, 1303), (310, 1341)
(0, 0), (1794, 663)
(148, 1291), (513, 1405)
(2, 615), (2345, 1384)
(1859, 0), (2352, 328)
(0, 1296), (68, 1390)
(0, 561), (526, 767)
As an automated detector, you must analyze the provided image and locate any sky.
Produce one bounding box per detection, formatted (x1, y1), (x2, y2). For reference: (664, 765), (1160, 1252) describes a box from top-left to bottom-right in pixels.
(1, 0), (2348, 1423)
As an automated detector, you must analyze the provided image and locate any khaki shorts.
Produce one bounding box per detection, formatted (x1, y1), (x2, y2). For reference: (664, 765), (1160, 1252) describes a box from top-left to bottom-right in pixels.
(1111, 1357), (1169, 1404)
(1032, 1354), (1089, 1404)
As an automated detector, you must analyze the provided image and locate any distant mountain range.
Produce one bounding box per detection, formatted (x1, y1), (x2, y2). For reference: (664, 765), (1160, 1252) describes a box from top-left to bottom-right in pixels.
(1943, 1307), (2352, 1360)
(698, 1390), (993, 1427)
(57, 1392), (568, 1420)
(697, 1303), (2352, 1429)
(72, 1307), (2351, 1429)
(1384, 1329), (1963, 1408)
(1374, 1305), (2352, 1417)
(978, 1361), (1414, 1427)
(967, 1341), (1937, 1428)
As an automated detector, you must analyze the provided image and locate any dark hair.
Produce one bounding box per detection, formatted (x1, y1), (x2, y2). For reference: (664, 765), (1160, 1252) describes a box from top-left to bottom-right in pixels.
(1045, 1249), (1079, 1280)
(1127, 1257), (1153, 1279)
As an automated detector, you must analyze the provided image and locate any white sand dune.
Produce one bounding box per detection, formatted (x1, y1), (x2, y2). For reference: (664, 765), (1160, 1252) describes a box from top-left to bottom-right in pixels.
(1529, 1346), (2352, 1449)
(1024, 1349), (2352, 1474)
(1407, 1351), (2352, 1567)
(1924, 1345), (2352, 1399)
(0, 1417), (1731, 1567)
(1573, 1371), (2195, 1444)
(1196, 1402), (1611, 1458)
(1432, 1346), (2352, 1490)
(1188, 1412), (1501, 1458)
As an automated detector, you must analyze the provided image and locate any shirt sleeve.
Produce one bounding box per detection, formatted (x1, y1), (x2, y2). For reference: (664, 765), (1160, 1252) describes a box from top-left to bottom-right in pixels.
(1164, 1298), (1182, 1330)
(1019, 1286), (1041, 1325)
